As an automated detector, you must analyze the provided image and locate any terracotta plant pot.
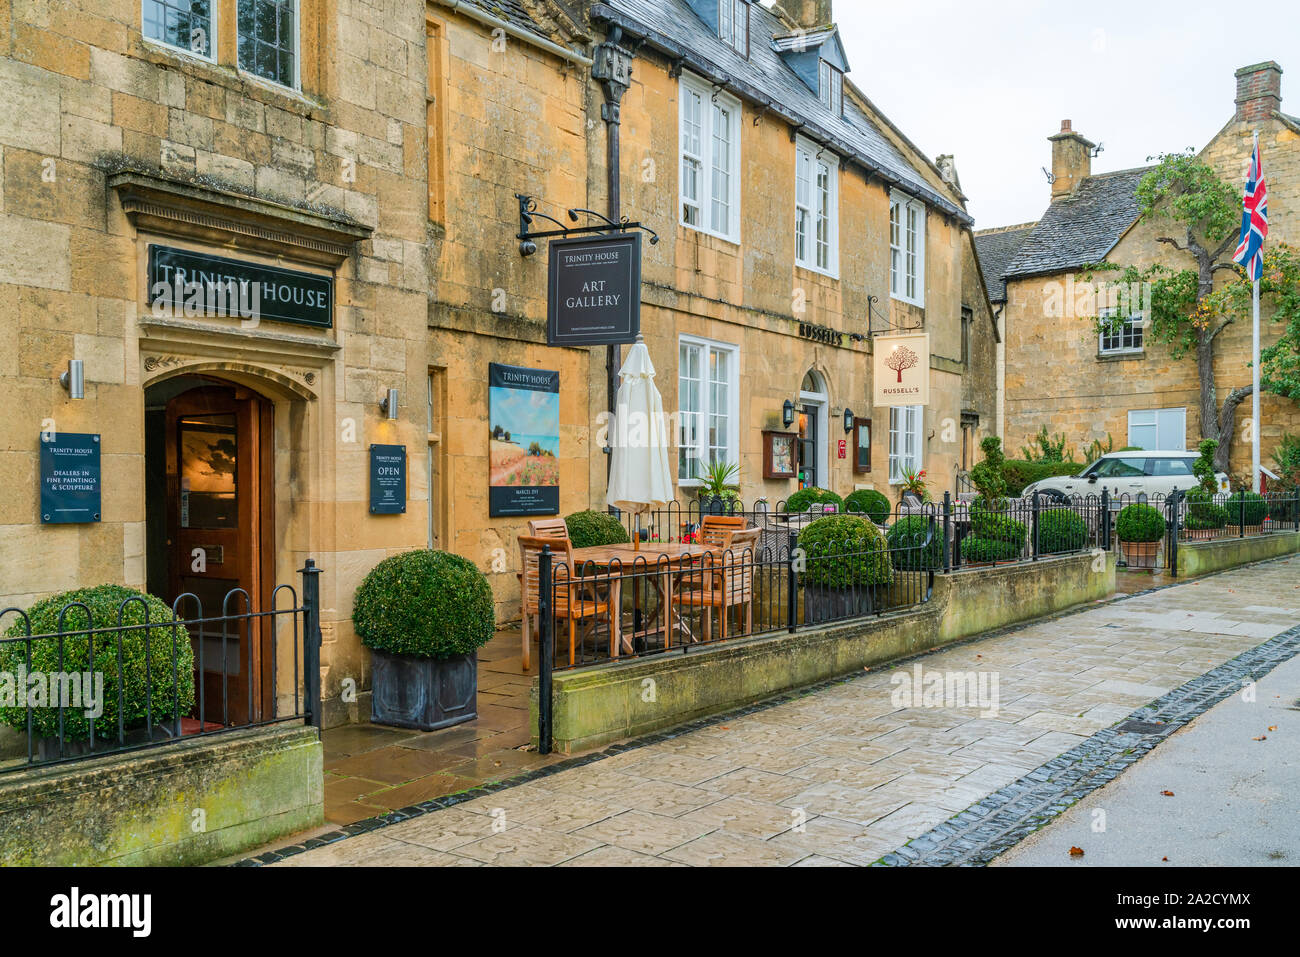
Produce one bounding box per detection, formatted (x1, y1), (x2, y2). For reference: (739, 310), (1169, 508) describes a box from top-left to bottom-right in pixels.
(1183, 528), (1222, 541)
(1225, 525), (1262, 537)
(1120, 540), (1160, 568)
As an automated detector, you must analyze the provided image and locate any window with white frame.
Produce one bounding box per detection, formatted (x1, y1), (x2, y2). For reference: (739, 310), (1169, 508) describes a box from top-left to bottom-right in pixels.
(238, 0), (297, 88)
(679, 74), (741, 241)
(1099, 308), (1145, 355)
(889, 192), (925, 306)
(143, 0), (215, 58)
(718, 0), (749, 55)
(1128, 408), (1186, 451)
(818, 60), (843, 116)
(795, 139), (838, 275)
(888, 405), (923, 483)
(678, 336), (739, 481)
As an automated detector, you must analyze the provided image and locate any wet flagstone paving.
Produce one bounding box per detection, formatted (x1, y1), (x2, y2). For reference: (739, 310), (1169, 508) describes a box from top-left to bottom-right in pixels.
(274, 559), (1300, 866)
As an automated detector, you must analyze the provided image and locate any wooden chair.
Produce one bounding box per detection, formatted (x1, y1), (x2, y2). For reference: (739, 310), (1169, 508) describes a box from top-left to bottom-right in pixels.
(677, 528), (761, 642)
(518, 520), (569, 670)
(518, 536), (621, 669)
(698, 515), (747, 549)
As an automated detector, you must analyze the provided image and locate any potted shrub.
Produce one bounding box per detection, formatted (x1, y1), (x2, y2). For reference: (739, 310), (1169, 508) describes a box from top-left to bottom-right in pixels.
(799, 514), (893, 620)
(695, 460), (742, 515)
(1183, 491), (1229, 540)
(886, 515), (942, 570)
(0, 584), (195, 758)
(897, 467), (931, 505)
(564, 510), (631, 548)
(1225, 490), (1267, 536)
(960, 504), (1027, 565)
(1037, 508), (1088, 554)
(354, 550), (495, 732)
(783, 487), (844, 514)
(845, 488), (892, 526)
(1116, 503), (1165, 568)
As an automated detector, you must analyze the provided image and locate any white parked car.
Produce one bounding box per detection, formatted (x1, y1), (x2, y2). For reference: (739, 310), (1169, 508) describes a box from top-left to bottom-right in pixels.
(1022, 450), (1230, 502)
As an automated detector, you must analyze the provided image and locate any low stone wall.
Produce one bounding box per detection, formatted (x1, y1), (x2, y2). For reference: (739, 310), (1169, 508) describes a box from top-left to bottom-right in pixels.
(0, 725), (322, 866)
(536, 552), (1116, 754)
(1178, 531), (1300, 579)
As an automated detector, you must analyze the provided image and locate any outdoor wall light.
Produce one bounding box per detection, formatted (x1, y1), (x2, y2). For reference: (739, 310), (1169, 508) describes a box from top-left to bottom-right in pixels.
(380, 388), (399, 420)
(60, 359), (85, 400)
(782, 399), (795, 428)
(843, 407), (855, 433)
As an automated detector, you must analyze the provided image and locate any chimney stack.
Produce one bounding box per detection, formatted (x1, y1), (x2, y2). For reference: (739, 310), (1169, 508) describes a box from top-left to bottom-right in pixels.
(1049, 119), (1094, 201)
(776, 0), (834, 30)
(1235, 61), (1283, 123)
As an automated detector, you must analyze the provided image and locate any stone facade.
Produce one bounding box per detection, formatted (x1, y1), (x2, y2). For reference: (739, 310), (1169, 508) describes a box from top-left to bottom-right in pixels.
(997, 63), (1300, 477)
(0, 0), (997, 726)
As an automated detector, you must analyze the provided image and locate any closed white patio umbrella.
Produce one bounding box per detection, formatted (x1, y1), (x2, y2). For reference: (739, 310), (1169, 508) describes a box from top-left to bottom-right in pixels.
(606, 336), (674, 549)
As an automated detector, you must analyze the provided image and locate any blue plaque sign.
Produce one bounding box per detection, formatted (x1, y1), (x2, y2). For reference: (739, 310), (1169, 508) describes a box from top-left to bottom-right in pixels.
(40, 432), (102, 524)
(369, 444), (407, 515)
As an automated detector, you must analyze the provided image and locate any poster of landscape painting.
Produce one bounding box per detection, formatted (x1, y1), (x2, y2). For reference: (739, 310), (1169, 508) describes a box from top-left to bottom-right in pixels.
(488, 363), (560, 518)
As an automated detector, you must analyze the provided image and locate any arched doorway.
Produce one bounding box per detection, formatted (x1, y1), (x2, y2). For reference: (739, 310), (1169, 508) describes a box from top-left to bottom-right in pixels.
(798, 370), (829, 490)
(144, 374), (275, 727)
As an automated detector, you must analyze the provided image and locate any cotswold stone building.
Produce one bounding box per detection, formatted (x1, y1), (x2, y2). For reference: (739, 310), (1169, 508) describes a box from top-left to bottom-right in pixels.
(978, 62), (1299, 477)
(1, 0), (996, 726)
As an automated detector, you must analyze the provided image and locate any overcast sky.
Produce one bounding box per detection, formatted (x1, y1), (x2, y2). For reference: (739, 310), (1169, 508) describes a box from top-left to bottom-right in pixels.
(825, 0), (1298, 228)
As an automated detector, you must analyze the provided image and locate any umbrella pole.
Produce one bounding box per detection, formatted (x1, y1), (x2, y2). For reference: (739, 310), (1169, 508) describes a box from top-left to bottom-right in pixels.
(634, 513), (640, 552)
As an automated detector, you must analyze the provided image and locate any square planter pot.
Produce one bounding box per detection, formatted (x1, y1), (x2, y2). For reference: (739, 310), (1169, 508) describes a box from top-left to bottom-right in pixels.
(371, 649), (477, 732)
(804, 584), (876, 623)
(1120, 540), (1161, 568)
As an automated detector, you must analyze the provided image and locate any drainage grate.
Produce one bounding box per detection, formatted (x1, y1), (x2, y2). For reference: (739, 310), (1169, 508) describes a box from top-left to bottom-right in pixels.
(1114, 719), (1172, 735)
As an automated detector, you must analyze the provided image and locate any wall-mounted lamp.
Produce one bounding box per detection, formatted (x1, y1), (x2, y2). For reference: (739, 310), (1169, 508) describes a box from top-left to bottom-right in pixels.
(60, 359), (85, 400)
(380, 388), (399, 420)
(843, 407), (855, 433)
(782, 399), (795, 429)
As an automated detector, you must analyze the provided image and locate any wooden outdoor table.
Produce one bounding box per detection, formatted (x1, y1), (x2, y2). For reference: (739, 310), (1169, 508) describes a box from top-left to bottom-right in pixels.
(569, 543), (717, 652)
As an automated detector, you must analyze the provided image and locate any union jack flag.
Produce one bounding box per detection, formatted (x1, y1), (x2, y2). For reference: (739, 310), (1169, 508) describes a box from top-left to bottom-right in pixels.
(1232, 141), (1268, 280)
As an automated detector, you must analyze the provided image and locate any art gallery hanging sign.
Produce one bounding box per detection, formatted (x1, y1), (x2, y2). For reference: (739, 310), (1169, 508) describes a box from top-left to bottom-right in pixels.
(488, 363), (560, 518)
(872, 333), (931, 408)
(547, 233), (641, 346)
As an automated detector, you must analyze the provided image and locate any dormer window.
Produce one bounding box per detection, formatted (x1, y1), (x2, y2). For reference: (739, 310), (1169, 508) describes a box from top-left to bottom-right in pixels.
(819, 60), (843, 115)
(719, 0), (749, 56)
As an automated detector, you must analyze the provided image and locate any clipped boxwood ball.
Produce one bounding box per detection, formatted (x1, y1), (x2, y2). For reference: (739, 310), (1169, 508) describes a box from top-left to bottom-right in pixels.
(0, 584), (195, 742)
(354, 551), (495, 661)
(783, 487), (844, 513)
(564, 510), (631, 549)
(845, 488), (892, 525)
(799, 514), (893, 588)
(1225, 491), (1268, 526)
(886, 515), (942, 570)
(1037, 509), (1088, 554)
(1116, 503), (1166, 543)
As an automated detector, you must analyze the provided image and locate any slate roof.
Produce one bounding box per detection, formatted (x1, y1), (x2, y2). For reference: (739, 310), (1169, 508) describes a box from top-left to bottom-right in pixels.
(594, 0), (969, 222)
(973, 225), (1036, 303)
(1002, 166), (1152, 279)
(462, 0), (549, 38)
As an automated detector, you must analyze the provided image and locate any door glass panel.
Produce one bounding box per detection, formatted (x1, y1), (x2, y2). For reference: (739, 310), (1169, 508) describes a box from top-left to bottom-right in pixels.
(178, 414), (238, 528)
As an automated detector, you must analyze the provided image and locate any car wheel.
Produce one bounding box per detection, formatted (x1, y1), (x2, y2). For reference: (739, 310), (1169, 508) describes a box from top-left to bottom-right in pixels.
(1037, 489), (1070, 504)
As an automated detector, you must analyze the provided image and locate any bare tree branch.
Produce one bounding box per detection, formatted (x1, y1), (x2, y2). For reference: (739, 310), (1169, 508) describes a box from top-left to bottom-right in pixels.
(1212, 232), (1239, 262)
(1156, 236), (1186, 252)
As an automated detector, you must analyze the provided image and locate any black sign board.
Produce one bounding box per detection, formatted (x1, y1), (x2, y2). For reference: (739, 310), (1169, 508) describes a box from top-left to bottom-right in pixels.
(488, 363), (560, 518)
(369, 445), (407, 515)
(547, 233), (641, 346)
(40, 432), (101, 524)
(147, 244), (333, 329)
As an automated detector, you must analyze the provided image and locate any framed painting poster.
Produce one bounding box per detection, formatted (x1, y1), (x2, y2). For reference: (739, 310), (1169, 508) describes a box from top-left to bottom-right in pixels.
(488, 363), (560, 518)
(763, 431), (797, 479)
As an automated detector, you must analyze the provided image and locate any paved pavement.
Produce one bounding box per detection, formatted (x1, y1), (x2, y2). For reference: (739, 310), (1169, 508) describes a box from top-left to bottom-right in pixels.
(273, 559), (1300, 867)
(994, 648), (1300, 867)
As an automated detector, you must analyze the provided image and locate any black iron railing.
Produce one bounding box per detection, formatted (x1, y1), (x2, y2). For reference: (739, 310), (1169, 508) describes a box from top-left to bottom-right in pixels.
(0, 560), (323, 773)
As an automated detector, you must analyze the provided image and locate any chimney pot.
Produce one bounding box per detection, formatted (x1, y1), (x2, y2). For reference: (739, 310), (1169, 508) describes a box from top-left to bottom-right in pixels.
(1048, 121), (1095, 201)
(1235, 61), (1283, 123)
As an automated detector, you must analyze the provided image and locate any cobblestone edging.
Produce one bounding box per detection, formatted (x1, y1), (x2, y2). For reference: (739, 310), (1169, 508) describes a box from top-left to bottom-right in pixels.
(234, 558), (1296, 867)
(874, 622), (1300, 867)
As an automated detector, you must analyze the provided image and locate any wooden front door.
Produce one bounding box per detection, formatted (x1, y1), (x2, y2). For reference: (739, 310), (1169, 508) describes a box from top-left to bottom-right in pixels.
(164, 384), (273, 727)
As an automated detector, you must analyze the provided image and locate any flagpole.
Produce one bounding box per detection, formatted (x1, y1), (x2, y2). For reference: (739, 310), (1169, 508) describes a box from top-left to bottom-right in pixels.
(1251, 129), (1262, 495)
